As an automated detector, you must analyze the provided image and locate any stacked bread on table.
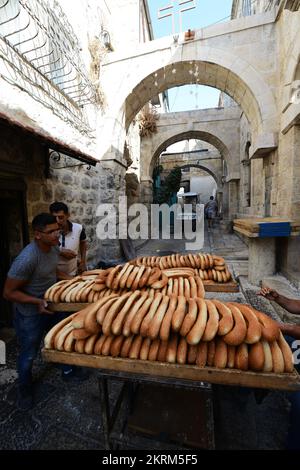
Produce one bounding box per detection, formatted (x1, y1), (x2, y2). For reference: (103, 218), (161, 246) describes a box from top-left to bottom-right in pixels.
(44, 291), (294, 374)
(132, 253), (232, 283)
(44, 251), (233, 305)
(44, 263), (206, 303)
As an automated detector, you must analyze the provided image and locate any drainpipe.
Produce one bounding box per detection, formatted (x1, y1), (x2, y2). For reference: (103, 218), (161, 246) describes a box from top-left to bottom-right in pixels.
(231, 0), (238, 18)
(142, 0), (154, 40)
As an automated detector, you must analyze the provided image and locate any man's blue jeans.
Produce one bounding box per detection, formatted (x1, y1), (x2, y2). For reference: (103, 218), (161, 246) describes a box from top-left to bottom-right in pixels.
(13, 308), (71, 387)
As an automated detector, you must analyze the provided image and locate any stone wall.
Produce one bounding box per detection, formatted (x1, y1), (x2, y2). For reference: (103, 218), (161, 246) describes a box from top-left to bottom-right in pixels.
(28, 154), (129, 267)
(96, 160), (127, 264)
(0, 122), (105, 267)
(27, 154), (103, 267)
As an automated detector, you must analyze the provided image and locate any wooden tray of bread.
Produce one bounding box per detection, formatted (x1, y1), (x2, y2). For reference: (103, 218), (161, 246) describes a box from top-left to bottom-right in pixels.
(47, 278), (239, 313)
(45, 254), (237, 308)
(44, 293), (299, 391)
(42, 349), (300, 391)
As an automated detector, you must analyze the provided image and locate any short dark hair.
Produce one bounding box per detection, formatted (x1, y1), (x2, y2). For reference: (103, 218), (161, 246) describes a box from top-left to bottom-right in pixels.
(49, 201), (69, 214)
(32, 213), (56, 231)
(210, 196), (214, 200)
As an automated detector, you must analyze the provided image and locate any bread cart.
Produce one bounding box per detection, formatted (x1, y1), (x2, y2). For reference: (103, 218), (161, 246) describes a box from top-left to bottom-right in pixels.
(42, 337), (300, 450)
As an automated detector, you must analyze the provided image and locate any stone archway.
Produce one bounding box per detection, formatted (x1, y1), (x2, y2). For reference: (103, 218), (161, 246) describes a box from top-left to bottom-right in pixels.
(147, 129), (233, 182)
(99, 14), (279, 222)
(98, 11), (281, 260)
(101, 16), (279, 161)
(140, 125), (233, 220)
(179, 163), (220, 186)
(125, 60), (263, 133)
(99, 9), (278, 163)
(177, 163), (220, 213)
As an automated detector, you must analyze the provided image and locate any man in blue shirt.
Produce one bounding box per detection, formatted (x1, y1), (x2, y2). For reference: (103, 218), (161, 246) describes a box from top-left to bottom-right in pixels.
(3, 213), (72, 410)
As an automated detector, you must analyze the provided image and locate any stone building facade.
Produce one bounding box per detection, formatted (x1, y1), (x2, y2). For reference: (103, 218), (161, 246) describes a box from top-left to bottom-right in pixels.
(0, 0), (153, 325)
(99, 0), (300, 284)
(1, 0), (300, 328)
(0, 0), (152, 261)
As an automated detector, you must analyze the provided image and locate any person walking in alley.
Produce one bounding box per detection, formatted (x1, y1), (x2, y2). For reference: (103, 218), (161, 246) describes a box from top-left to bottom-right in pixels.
(3, 213), (72, 410)
(49, 201), (87, 276)
(204, 196), (218, 229)
(258, 287), (300, 450)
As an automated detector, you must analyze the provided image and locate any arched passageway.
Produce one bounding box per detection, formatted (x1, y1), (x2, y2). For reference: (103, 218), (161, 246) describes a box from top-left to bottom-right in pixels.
(139, 124), (234, 221)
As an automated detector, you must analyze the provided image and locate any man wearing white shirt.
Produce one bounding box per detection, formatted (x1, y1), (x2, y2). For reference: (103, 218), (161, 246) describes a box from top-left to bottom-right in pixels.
(49, 202), (87, 276)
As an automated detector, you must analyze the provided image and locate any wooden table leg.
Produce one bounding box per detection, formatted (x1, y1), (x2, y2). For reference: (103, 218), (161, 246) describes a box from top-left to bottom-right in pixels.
(98, 377), (111, 450)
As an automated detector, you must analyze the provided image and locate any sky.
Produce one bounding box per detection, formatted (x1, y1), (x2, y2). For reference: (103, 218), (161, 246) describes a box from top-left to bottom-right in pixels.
(147, 0), (233, 112)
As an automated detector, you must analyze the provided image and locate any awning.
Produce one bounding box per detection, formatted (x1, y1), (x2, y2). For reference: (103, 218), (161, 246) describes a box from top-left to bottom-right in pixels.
(0, 112), (98, 166)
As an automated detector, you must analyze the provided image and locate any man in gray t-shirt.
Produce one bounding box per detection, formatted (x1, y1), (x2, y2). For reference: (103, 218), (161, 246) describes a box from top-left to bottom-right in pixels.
(3, 213), (71, 410)
(7, 240), (59, 317)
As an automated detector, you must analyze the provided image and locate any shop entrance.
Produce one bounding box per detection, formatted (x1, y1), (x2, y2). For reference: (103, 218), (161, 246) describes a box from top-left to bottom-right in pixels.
(0, 178), (28, 327)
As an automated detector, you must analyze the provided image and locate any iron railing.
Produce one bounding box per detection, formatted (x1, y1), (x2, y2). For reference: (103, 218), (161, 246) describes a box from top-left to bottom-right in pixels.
(0, 0), (96, 135)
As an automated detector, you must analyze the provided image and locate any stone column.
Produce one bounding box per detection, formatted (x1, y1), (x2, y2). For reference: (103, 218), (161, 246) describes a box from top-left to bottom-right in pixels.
(248, 238), (276, 285)
(97, 158), (127, 265)
(222, 179), (239, 231)
(228, 180), (239, 221)
(276, 126), (300, 282)
(216, 190), (223, 215)
(140, 178), (153, 232)
(140, 178), (153, 205)
(221, 182), (229, 220)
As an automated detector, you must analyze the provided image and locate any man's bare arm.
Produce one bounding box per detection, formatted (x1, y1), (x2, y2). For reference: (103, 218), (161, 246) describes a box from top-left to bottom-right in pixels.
(78, 240), (87, 273)
(258, 287), (300, 315)
(59, 249), (77, 260)
(3, 278), (51, 314)
(276, 296), (300, 315)
(278, 322), (300, 339)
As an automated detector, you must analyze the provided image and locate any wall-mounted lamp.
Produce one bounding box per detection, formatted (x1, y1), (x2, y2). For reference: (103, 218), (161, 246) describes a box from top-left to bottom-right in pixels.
(44, 150), (91, 178)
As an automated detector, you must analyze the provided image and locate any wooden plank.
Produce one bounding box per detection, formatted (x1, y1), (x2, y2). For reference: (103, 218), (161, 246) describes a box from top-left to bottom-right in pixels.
(235, 217), (292, 228)
(234, 225), (300, 238)
(203, 280), (239, 292)
(42, 349), (300, 391)
(234, 218), (300, 233)
(233, 226), (259, 238)
(48, 303), (88, 312)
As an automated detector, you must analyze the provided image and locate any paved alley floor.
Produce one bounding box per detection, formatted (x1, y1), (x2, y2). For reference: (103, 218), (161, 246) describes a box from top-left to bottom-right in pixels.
(0, 224), (294, 450)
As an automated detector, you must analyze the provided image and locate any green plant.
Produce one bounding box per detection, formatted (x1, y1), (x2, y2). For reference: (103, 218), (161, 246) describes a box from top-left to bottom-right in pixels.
(153, 164), (163, 180)
(154, 166), (181, 204)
